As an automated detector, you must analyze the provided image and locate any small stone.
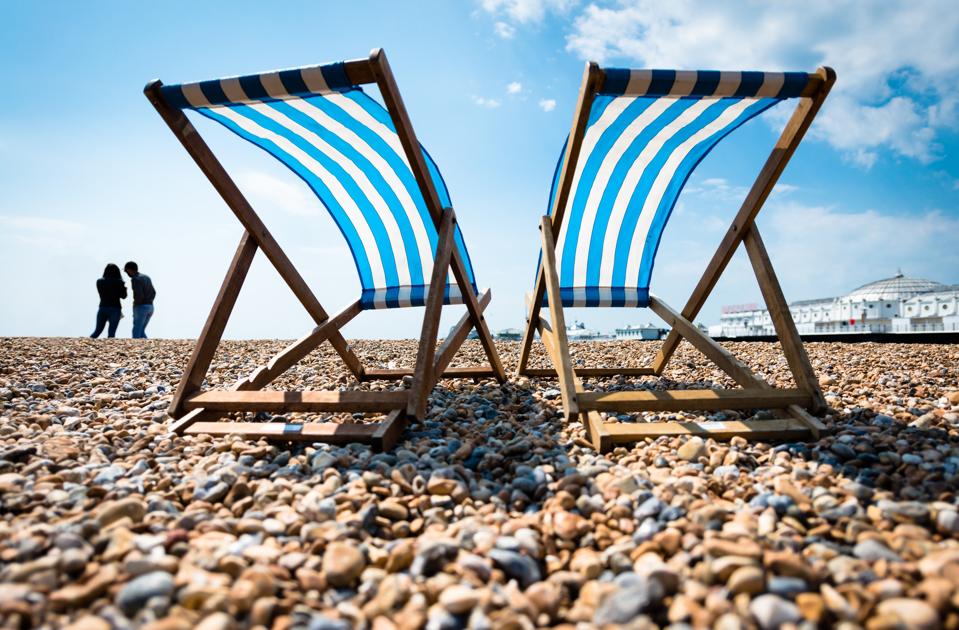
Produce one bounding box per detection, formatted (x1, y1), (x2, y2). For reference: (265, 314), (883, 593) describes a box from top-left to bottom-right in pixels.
(593, 575), (664, 625)
(749, 594), (800, 630)
(322, 541), (366, 588)
(554, 510), (588, 540)
(820, 583), (856, 621)
(677, 436), (706, 461)
(229, 568), (275, 612)
(50, 565), (118, 610)
(936, 510), (959, 536)
(854, 539), (902, 563)
(727, 566), (764, 596)
(194, 481), (230, 503)
(875, 598), (939, 630)
(63, 617), (111, 630)
(796, 593), (825, 624)
(116, 571), (175, 616)
(379, 499), (409, 521)
(570, 548), (603, 579)
(439, 585), (479, 614)
(195, 613), (235, 630)
(525, 582), (560, 618)
(386, 539), (415, 573)
(59, 548), (88, 574)
(489, 549), (541, 589)
(426, 476), (459, 496)
(97, 497), (146, 526)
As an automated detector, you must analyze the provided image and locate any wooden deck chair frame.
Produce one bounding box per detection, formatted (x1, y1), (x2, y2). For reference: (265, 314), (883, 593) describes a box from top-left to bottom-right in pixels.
(145, 49), (505, 451)
(517, 62), (836, 452)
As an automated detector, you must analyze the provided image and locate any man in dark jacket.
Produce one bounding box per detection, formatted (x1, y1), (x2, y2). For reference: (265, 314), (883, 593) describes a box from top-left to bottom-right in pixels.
(124, 261), (156, 339)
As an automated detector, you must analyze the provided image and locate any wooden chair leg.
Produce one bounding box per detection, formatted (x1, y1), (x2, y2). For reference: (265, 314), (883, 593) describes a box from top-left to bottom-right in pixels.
(169, 232), (257, 417)
(743, 226), (827, 413)
(431, 290), (493, 387)
(539, 216), (579, 420)
(408, 209), (456, 419)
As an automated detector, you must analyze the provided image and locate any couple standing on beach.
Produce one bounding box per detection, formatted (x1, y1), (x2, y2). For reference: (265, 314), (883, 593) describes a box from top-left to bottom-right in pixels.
(91, 262), (156, 339)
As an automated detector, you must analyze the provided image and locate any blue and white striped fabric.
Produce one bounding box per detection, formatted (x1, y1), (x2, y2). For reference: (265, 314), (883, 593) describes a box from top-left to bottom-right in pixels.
(161, 62), (477, 310)
(545, 69), (810, 307)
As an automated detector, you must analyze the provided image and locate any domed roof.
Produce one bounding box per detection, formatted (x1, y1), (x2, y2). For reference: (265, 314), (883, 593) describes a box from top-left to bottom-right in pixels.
(844, 273), (946, 302)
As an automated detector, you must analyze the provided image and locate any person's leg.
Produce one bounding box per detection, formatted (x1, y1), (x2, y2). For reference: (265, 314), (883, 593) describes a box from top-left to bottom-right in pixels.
(106, 307), (121, 338)
(91, 308), (108, 338)
(140, 305), (154, 339)
(132, 306), (144, 338)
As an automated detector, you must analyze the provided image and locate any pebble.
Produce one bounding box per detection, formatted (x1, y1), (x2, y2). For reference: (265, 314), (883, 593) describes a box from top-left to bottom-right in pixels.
(749, 594), (801, 630)
(439, 585), (479, 614)
(853, 539), (902, 562)
(593, 575), (663, 625)
(727, 566), (764, 595)
(489, 549), (541, 588)
(115, 571), (174, 616)
(322, 542), (366, 588)
(677, 436), (706, 461)
(875, 598), (939, 630)
(0, 338), (956, 629)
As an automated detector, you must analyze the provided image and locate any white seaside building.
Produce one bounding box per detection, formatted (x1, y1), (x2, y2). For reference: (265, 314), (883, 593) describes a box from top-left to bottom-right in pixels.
(615, 324), (666, 340)
(713, 273), (959, 337)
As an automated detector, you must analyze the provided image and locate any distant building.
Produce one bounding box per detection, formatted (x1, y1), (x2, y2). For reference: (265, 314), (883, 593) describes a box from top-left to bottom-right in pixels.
(713, 273), (959, 337)
(566, 320), (612, 340)
(615, 324), (666, 340)
(448, 325), (479, 340)
(495, 328), (523, 341)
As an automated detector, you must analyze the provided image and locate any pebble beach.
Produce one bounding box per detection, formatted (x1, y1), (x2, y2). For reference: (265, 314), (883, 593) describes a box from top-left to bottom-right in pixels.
(1, 337), (959, 630)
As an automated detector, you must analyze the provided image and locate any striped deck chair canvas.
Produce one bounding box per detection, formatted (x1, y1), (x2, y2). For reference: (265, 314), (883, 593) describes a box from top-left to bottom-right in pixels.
(518, 63), (836, 452)
(147, 49), (504, 450)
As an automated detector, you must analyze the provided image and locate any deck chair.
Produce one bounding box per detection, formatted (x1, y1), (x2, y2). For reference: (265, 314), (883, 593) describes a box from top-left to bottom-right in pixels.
(517, 63), (836, 452)
(145, 49), (505, 451)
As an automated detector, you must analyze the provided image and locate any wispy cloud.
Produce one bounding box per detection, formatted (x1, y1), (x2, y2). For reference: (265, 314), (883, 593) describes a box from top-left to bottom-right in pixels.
(538, 98), (557, 112)
(562, 1), (959, 169)
(493, 21), (516, 38)
(507, 81), (523, 94)
(480, 0), (577, 24)
(237, 170), (320, 216)
(472, 95), (502, 108)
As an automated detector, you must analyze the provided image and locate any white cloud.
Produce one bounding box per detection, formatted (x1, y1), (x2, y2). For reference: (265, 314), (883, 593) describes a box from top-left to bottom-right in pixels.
(494, 21), (516, 38)
(538, 98), (557, 112)
(472, 96), (502, 108)
(480, 0), (577, 24)
(759, 203), (959, 300)
(237, 170), (321, 216)
(683, 177), (749, 201)
(507, 81), (523, 94)
(563, 1), (959, 168)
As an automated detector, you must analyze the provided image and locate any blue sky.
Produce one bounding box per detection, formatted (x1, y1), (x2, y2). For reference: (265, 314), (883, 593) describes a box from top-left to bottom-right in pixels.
(1, 0), (957, 339)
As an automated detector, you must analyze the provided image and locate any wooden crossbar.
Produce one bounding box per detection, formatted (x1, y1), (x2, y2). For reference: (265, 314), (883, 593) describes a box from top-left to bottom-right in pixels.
(183, 390), (409, 413)
(431, 289), (494, 385)
(363, 366), (497, 380)
(185, 421), (379, 439)
(183, 409), (405, 451)
(578, 388), (810, 412)
(523, 367), (657, 378)
(592, 417), (812, 443)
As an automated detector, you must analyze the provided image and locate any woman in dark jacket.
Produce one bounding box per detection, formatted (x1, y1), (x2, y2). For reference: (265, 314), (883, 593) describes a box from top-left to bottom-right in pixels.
(91, 264), (127, 338)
